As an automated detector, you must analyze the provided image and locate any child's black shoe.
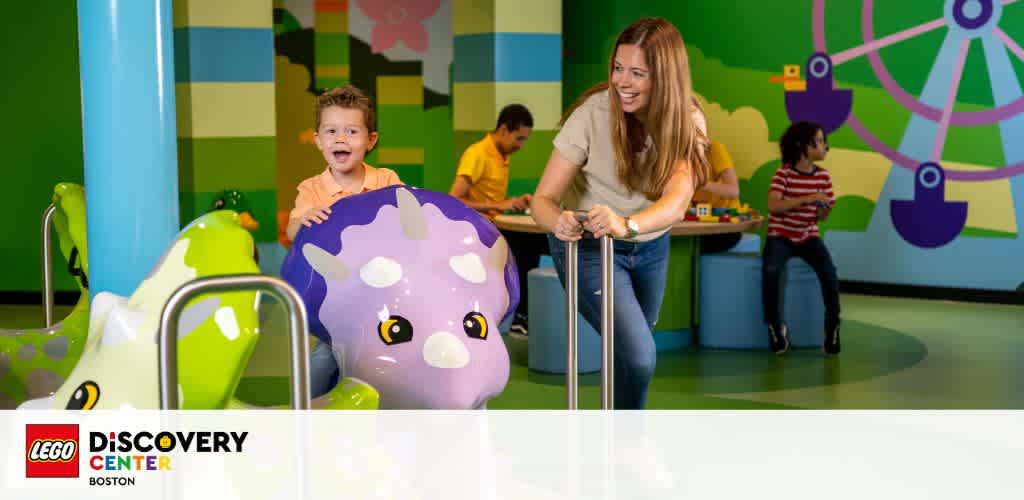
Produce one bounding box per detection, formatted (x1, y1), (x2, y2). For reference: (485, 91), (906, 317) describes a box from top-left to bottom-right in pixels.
(824, 324), (841, 355)
(509, 313), (529, 338)
(768, 323), (789, 355)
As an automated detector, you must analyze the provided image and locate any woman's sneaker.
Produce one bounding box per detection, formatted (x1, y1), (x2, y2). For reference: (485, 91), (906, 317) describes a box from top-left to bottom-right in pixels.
(768, 323), (789, 355)
(824, 325), (841, 355)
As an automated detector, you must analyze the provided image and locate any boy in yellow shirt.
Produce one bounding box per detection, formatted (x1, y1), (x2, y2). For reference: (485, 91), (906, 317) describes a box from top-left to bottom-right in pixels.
(691, 140), (742, 253)
(449, 104), (546, 337)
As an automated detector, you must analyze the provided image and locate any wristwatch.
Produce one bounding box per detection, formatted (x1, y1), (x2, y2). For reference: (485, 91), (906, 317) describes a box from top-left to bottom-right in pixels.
(624, 217), (640, 239)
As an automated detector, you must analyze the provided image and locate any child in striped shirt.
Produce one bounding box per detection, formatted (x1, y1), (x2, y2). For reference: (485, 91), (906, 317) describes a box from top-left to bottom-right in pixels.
(762, 121), (841, 355)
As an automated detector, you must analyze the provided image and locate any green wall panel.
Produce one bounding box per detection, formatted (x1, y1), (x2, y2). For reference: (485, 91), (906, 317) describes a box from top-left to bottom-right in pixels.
(178, 137), (277, 192)
(2, 3), (84, 292)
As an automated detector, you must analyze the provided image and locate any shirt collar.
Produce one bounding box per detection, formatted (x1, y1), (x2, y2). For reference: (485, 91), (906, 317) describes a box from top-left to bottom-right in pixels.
(786, 163), (819, 176)
(485, 133), (510, 166)
(318, 163), (377, 196)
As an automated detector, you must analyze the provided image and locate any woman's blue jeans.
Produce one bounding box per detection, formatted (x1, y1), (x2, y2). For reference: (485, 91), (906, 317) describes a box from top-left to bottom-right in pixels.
(547, 232), (670, 409)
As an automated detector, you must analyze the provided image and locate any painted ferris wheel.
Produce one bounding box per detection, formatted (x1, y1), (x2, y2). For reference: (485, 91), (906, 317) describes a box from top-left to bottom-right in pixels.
(783, 0), (1024, 290)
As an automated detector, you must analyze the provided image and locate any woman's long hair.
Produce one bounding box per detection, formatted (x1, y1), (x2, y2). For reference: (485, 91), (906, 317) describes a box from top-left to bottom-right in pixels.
(561, 18), (709, 200)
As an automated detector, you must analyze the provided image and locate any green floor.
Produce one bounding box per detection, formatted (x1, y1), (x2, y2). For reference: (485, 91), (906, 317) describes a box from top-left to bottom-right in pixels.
(6, 294), (1023, 409)
(486, 294), (1024, 409)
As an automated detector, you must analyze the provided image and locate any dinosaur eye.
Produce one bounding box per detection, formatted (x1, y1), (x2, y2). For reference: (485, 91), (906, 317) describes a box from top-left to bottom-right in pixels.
(65, 381), (100, 410)
(462, 312), (488, 340)
(377, 315), (413, 345)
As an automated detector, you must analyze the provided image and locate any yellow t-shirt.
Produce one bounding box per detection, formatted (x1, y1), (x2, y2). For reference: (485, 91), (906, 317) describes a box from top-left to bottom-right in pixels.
(455, 134), (510, 213)
(691, 140), (740, 210)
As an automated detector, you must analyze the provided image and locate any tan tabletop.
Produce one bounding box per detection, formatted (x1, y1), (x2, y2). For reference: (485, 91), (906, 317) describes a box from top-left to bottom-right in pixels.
(492, 214), (762, 237)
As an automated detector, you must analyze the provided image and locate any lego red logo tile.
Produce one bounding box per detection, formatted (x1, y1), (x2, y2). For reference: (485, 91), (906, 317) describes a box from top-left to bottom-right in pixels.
(25, 424), (79, 478)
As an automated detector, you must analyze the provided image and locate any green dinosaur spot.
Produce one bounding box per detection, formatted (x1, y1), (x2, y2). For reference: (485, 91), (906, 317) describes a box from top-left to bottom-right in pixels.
(0, 183), (90, 408)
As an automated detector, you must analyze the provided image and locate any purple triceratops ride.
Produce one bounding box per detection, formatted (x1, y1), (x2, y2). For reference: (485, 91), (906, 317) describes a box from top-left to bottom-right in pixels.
(281, 186), (518, 409)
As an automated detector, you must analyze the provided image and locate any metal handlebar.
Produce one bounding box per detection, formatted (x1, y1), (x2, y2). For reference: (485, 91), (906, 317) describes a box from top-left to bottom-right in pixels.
(599, 236), (614, 409)
(41, 204), (57, 327)
(565, 226), (615, 410)
(158, 274), (311, 410)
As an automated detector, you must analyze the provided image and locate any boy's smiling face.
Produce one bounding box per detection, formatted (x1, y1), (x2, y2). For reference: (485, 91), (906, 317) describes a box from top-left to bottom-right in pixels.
(315, 106), (378, 174)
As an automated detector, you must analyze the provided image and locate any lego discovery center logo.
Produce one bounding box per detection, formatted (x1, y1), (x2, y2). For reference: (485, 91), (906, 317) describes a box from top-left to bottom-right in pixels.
(25, 424), (79, 479)
(25, 423), (248, 487)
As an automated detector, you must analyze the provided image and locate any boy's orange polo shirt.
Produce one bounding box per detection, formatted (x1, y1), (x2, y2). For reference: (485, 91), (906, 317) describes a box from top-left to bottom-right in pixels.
(288, 163), (402, 221)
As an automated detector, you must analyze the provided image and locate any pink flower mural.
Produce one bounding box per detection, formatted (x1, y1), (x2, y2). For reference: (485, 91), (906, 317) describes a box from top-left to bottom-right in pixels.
(357, 0), (442, 54)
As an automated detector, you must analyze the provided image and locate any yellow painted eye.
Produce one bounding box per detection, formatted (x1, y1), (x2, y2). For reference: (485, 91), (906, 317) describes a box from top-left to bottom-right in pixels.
(65, 381), (100, 410)
(377, 315), (413, 345)
(463, 312), (488, 340)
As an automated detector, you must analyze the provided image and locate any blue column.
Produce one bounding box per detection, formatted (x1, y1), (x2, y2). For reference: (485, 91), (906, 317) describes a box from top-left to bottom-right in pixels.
(77, 0), (180, 297)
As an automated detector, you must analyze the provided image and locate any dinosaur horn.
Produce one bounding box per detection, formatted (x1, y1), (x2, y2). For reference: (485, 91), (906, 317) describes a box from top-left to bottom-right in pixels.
(396, 188), (428, 240)
(486, 235), (509, 272)
(302, 244), (349, 282)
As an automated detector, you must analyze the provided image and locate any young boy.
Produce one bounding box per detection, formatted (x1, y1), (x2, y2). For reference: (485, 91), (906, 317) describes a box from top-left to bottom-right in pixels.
(285, 85), (402, 241)
(287, 85), (403, 396)
(763, 121), (841, 355)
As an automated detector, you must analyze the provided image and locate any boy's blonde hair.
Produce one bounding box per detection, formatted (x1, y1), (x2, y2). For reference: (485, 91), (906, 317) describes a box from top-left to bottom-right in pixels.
(315, 85), (376, 132)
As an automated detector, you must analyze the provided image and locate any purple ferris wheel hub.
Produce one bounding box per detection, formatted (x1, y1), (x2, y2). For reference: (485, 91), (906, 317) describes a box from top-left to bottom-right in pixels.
(951, 0), (995, 30)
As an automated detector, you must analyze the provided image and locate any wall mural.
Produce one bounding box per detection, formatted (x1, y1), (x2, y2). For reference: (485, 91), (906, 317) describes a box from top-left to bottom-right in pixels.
(269, 0), (1024, 291)
(794, 0), (1024, 290)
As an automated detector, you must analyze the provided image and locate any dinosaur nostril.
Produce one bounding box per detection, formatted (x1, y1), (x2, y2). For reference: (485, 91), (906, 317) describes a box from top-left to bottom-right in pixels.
(422, 332), (470, 369)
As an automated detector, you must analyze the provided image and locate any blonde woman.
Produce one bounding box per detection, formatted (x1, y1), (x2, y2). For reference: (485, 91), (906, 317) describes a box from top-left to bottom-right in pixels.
(530, 18), (710, 409)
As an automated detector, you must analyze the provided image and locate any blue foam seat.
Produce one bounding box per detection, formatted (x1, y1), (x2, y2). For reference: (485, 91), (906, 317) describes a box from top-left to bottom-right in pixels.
(526, 267), (601, 374)
(781, 259), (826, 348)
(726, 233), (761, 253)
(698, 252), (825, 349)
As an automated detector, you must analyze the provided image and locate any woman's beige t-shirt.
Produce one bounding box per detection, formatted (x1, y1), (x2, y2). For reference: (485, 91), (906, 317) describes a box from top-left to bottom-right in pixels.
(553, 89), (706, 242)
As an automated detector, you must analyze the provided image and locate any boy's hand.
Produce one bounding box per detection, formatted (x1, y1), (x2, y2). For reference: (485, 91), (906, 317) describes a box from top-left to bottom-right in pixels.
(805, 192), (830, 205)
(498, 195), (530, 212)
(299, 206), (332, 227)
(816, 204), (832, 221)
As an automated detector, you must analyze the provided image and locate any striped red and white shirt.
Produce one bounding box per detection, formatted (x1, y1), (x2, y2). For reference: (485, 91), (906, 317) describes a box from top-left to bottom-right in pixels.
(767, 164), (835, 244)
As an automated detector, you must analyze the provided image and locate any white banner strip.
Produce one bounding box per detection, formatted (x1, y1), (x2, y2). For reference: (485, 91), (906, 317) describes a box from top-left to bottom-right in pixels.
(2, 410), (1022, 499)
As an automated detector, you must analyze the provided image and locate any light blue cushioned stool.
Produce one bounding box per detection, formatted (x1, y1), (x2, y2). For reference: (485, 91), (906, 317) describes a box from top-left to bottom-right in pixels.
(698, 252), (767, 349)
(728, 232), (762, 253)
(526, 266), (602, 373)
(698, 249), (825, 349)
(499, 255), (555, 334)
(781, 259), (826, 348)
